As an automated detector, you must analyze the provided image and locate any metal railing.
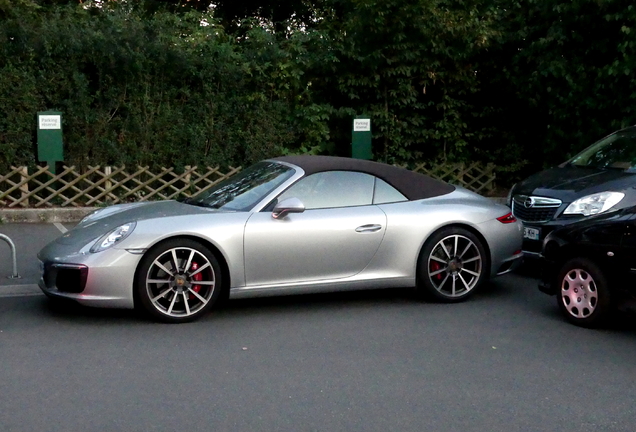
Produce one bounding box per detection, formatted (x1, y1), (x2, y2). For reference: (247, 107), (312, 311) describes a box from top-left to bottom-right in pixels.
(0, 233), (20, 279)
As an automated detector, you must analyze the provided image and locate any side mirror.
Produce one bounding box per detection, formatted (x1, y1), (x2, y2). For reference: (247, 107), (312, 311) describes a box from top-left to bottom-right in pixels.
(272, 197), (305, 219)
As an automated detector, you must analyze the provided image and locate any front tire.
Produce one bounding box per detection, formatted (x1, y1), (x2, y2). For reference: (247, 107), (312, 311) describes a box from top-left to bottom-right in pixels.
(417, 227), (487, 302)
(136, 239), (222, 323)
(556, 258), (611, 328)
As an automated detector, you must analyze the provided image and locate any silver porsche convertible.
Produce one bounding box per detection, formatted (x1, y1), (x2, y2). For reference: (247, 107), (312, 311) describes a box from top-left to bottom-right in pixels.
(38, 156), (523, 322)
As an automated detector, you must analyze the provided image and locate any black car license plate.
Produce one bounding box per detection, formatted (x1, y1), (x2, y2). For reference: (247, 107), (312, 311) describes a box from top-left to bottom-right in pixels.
(523, 226), (540, 241)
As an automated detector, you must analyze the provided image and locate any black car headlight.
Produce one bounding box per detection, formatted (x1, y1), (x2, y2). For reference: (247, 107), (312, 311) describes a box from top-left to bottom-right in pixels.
(562, 192), (624, 217)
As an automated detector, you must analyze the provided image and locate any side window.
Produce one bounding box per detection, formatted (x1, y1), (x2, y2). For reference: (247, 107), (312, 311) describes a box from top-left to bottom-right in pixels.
(373, 178), (407, 204)
(277, 171), (375, 209)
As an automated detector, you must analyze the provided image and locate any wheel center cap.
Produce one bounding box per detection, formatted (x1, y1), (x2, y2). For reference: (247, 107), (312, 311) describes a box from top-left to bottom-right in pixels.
(448, 259), (462, 272)
(175, 277), (186, 287)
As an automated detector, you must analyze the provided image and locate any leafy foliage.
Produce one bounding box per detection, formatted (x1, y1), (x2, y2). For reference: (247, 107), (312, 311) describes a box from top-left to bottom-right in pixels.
(0, 2), (318, 170)
(1, 0), (635, 184)
(480, 0), (636, 176)
(313, 0), (498, 164)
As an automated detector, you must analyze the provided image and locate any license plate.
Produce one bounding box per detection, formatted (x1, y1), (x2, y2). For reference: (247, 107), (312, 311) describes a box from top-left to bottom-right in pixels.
(523, 227), (540, 241)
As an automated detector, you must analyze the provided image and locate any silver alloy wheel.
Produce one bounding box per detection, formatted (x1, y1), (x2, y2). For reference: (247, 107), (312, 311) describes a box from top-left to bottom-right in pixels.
(560, 268), (598, 319)
(427, 234), (482, 297)
(145, 247), (216, 318)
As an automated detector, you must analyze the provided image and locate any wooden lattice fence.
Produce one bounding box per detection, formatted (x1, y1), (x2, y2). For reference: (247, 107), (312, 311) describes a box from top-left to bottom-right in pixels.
(411, 161), (496, 194)
(0, 162), (495, 208)
(0, 165), (241, 208)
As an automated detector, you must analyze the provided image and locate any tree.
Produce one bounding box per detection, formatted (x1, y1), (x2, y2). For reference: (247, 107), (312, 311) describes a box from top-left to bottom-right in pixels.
(481, 0), (636, 173)
(311, 0), (498, 164)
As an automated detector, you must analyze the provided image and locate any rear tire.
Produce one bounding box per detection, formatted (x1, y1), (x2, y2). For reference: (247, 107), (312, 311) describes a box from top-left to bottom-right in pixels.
(556, 258), (611, 328)
(417, 227), (487, 302)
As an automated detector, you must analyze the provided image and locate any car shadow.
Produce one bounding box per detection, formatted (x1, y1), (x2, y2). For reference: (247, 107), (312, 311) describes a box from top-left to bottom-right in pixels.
(34, 288), (424, 325)
(32, 279), (528, 324)
(514, 257), (545, 278)
(21, 284), (636, 334)
(531, 293), (636, 333)
(39, 297), (142, 323)
(219, 287), (419, 312)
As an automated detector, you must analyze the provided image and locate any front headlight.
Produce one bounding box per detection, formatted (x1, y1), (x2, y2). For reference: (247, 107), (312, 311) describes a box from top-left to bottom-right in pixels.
(90, 222), (137, 253)
(563, 192), (625, 216)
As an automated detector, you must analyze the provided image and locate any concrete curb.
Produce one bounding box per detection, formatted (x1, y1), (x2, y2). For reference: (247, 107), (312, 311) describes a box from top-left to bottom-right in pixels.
(0, 208), (97, 224)
(0, 284), (43, 297)
(0, 197), (509, 224)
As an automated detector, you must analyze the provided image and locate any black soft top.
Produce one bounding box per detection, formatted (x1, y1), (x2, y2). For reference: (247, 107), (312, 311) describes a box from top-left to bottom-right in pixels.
(272, 155), (455, 201)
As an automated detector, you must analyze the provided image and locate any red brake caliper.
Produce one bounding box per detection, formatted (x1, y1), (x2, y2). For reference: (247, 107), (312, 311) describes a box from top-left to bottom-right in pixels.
(189, 262), (202, 299)
(430, 261), (443, 280)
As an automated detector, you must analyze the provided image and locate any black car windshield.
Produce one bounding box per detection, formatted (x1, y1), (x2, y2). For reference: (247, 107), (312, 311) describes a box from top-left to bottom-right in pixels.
(569, 128), (636, 171)
(182, 162), (295, 211)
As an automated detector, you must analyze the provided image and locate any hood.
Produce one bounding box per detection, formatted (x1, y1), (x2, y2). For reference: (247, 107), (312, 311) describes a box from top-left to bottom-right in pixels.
(514, 166), (636, 202)
(55, 200), (229, 246)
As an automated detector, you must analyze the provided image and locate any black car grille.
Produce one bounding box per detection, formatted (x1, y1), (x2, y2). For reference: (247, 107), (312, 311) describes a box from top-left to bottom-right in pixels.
(512, 195), (561, 222)
(512, 204), (558, 222)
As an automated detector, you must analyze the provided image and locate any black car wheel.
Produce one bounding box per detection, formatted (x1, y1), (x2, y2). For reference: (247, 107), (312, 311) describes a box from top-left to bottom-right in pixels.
(556, 258), (611, 328)
(136, 239), (222, 323)
(417, 227), (487, 302)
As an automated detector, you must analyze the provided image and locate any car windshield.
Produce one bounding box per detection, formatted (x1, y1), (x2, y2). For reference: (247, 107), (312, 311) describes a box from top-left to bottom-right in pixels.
(182, 161), (295, 211)
(569, 128), (636, 171)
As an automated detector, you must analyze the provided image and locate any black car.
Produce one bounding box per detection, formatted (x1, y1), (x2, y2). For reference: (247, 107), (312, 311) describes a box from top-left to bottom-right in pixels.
(509, 125), (636, 257)
(539, 206), (636, 327)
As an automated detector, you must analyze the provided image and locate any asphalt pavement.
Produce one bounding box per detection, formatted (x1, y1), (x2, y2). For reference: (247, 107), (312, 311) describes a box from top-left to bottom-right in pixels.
(1, 223), (636, 432)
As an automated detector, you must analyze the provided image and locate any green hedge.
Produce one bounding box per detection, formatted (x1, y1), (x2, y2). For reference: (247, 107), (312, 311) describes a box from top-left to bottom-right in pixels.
(2, 0), (636, 185)
(0, 4), (316, 170)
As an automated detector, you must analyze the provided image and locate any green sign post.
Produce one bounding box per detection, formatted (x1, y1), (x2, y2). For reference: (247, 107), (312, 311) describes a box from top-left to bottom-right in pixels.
(352, 116), (372, 160)
(37, 111), (64, 174)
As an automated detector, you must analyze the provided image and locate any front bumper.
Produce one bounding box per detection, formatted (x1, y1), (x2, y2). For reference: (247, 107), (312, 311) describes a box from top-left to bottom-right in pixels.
(38, 246), (142, 309)
(520, 219), (581, 257)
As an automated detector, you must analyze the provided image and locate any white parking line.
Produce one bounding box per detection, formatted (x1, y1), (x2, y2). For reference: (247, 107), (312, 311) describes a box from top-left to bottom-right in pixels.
(53, 223), (68, 234)
(0, 284), (42, 298)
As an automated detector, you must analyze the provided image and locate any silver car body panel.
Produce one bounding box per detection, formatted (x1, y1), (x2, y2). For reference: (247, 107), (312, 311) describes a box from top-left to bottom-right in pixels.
(244, 205), (387, 286)
(38, 164), (522, 309)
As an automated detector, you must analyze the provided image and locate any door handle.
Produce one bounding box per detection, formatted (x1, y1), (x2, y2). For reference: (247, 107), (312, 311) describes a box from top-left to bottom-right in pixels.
(355, 224), (382, 233)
